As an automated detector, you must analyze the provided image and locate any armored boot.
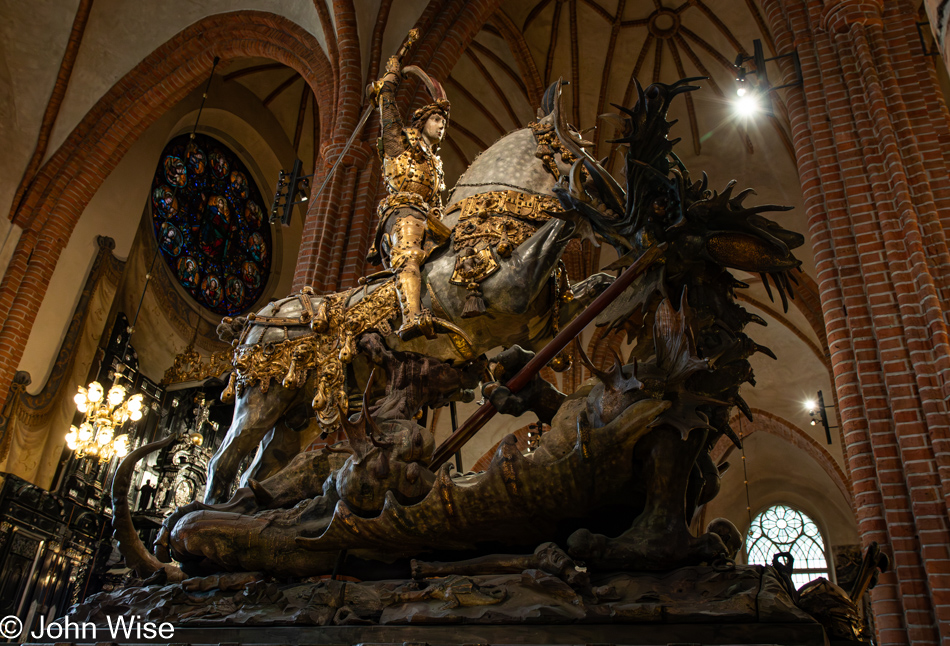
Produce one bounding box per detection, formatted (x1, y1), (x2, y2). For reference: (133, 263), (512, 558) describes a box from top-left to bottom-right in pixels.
(391, 214), (435, 341)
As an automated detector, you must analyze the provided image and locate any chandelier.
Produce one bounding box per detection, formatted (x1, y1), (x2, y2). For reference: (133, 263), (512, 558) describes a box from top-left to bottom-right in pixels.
(65, 378), (144, 462)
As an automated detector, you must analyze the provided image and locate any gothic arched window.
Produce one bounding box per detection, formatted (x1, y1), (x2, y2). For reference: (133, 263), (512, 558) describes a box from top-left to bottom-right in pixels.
(746, 505), (830, 588)
(150, 133), (272, 315)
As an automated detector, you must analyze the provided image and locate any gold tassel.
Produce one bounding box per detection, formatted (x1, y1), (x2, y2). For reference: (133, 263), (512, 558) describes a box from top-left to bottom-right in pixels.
(282, 357), (298, 388)
(221, 372), (237, 403)
(462, 287), (487, 318)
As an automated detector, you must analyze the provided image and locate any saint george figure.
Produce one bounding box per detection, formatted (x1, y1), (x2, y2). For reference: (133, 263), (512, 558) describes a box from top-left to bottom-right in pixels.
(367, 56), (452, 341)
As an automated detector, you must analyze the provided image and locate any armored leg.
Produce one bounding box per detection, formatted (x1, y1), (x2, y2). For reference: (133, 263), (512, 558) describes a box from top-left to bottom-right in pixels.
(391, 213), (434, 340)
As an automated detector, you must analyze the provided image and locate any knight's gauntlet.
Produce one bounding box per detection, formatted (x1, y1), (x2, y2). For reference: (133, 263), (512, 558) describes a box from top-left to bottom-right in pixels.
(385, 55), (401, 75)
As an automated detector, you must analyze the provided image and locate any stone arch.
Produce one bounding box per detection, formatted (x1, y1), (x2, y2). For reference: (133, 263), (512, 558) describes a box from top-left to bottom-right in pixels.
(0, 11), (335, 404)
(711, 408), (853, 510)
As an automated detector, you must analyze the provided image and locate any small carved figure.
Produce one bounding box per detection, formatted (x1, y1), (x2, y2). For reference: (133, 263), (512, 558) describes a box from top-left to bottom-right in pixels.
(411, 541), (589, 590)
(389, 575), (506, 609)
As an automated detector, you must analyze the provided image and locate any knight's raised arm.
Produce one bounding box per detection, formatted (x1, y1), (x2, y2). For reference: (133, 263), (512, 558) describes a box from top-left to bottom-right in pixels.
(376, 57), (408, 159)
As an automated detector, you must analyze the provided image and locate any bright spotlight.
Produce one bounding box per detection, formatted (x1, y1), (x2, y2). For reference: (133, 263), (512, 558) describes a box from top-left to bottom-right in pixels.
(804, 399), (816, 412)
(737, 86), (747, 97)
(734, 93), (760, 117)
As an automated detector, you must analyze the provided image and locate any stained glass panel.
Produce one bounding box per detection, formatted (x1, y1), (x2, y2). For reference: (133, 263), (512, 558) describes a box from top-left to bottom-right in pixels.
(746, 505), (830, 589)
(150, 133), (271, 315)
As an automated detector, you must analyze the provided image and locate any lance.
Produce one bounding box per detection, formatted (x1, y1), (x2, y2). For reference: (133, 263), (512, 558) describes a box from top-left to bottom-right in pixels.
(311, 28), (420, 203)
(430, 242), (668, 468)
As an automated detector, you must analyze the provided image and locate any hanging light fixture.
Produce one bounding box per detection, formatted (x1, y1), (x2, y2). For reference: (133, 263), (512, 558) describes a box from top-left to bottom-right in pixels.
(66, 56), (222, 464)
(66, 367), (143, 462)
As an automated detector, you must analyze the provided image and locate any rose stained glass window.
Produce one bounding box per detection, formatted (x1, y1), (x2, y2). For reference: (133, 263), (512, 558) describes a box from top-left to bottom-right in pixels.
(150, 133), (271, 315)
(746, 505), (830, 589)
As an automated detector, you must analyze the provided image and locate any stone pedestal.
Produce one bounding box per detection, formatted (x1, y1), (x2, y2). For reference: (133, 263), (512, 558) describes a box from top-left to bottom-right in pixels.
(24, 565), (856, 645)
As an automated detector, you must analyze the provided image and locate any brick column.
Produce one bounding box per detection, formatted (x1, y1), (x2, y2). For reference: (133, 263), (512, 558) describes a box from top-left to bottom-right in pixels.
(293, 0), (381, 293)
(762, 0), (950, 643)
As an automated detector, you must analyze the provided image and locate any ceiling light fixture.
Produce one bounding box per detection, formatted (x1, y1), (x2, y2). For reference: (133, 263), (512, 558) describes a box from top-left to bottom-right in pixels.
(733, 39), (802, 118)
(806, 390), (838, 445)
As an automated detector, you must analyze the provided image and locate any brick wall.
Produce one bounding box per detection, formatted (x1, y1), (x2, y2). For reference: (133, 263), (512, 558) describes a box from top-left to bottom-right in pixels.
(761, 0), (950, 643)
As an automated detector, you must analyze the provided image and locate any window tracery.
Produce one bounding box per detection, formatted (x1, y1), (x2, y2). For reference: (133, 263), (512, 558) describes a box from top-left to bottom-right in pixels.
(746, 504), (830, 588)
(150, 133), (271, 315)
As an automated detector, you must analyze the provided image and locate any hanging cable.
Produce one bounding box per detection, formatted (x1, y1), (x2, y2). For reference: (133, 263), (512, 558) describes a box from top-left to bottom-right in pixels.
(739, 416), (753, 527)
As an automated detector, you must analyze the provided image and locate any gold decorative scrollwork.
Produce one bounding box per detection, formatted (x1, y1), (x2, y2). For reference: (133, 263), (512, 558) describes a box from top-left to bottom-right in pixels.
(223, 283), (400, 433)
(448, 190), (563, 254)
(162, 343), (233, 385)
(451, 247), (500, 286)
(529, 120), (578, 178)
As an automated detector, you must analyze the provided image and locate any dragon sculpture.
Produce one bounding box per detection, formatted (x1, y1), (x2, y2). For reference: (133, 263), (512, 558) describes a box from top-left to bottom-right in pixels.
(112, 79), (805, 584)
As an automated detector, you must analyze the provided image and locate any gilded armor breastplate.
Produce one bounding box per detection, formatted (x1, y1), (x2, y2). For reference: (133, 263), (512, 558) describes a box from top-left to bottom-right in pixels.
(381, 133), (444, 211)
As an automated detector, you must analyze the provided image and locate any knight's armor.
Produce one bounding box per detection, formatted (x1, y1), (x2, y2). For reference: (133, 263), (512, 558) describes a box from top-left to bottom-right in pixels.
(368, 71), (450, 341)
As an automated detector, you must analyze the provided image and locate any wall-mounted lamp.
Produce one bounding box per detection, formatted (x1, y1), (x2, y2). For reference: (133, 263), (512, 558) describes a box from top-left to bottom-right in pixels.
(806, 390), (837, 445)
(733, 39), (802, 118)
(270, 158), (312, 226)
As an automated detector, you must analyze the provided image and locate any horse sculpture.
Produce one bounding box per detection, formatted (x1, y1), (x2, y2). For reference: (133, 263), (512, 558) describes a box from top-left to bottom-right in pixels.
(202, 84), (612, 504)
(111, 78), (806, 585)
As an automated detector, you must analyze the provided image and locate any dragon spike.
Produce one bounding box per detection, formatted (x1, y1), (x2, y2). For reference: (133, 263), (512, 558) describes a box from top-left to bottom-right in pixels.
(774, 273), (790, 312)
(719, 179), (738, 201)
(338, 369), (387, 461)
(720, 422), (742, 449)
(582, 158), (627, 214)
(781, 271), (797, 301)
(731, 188), (757, 206)
(734, 394), (754, 422)
(670, 76), (707, 93)
(760, 272), (774, 303)
(610, 347), (626, 376)
(574, 338), (614, 384)
(755, 343), (778, 360)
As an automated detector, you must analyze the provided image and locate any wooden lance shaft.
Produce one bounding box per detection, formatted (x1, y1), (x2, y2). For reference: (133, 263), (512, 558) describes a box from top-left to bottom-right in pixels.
(311, 28), (419, 204)
(430, 242), (667, 468)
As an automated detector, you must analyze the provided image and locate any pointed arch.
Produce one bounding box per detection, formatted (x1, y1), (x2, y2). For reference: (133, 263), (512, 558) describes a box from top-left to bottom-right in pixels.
(711, 408), (853, 509)
(0, 11), (334, 405)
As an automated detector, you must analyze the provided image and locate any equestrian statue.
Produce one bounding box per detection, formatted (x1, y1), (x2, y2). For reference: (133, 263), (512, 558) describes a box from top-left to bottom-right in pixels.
(111, 56), (818, 600)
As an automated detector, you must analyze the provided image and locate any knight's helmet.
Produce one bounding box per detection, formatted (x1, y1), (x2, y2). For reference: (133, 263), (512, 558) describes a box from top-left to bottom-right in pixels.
(404, 66), (451, 133)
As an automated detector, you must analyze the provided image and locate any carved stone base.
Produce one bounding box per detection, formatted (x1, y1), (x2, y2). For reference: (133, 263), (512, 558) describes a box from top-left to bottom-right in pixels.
(47, 565), (842, 645)
(24, 622), (830, 645)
